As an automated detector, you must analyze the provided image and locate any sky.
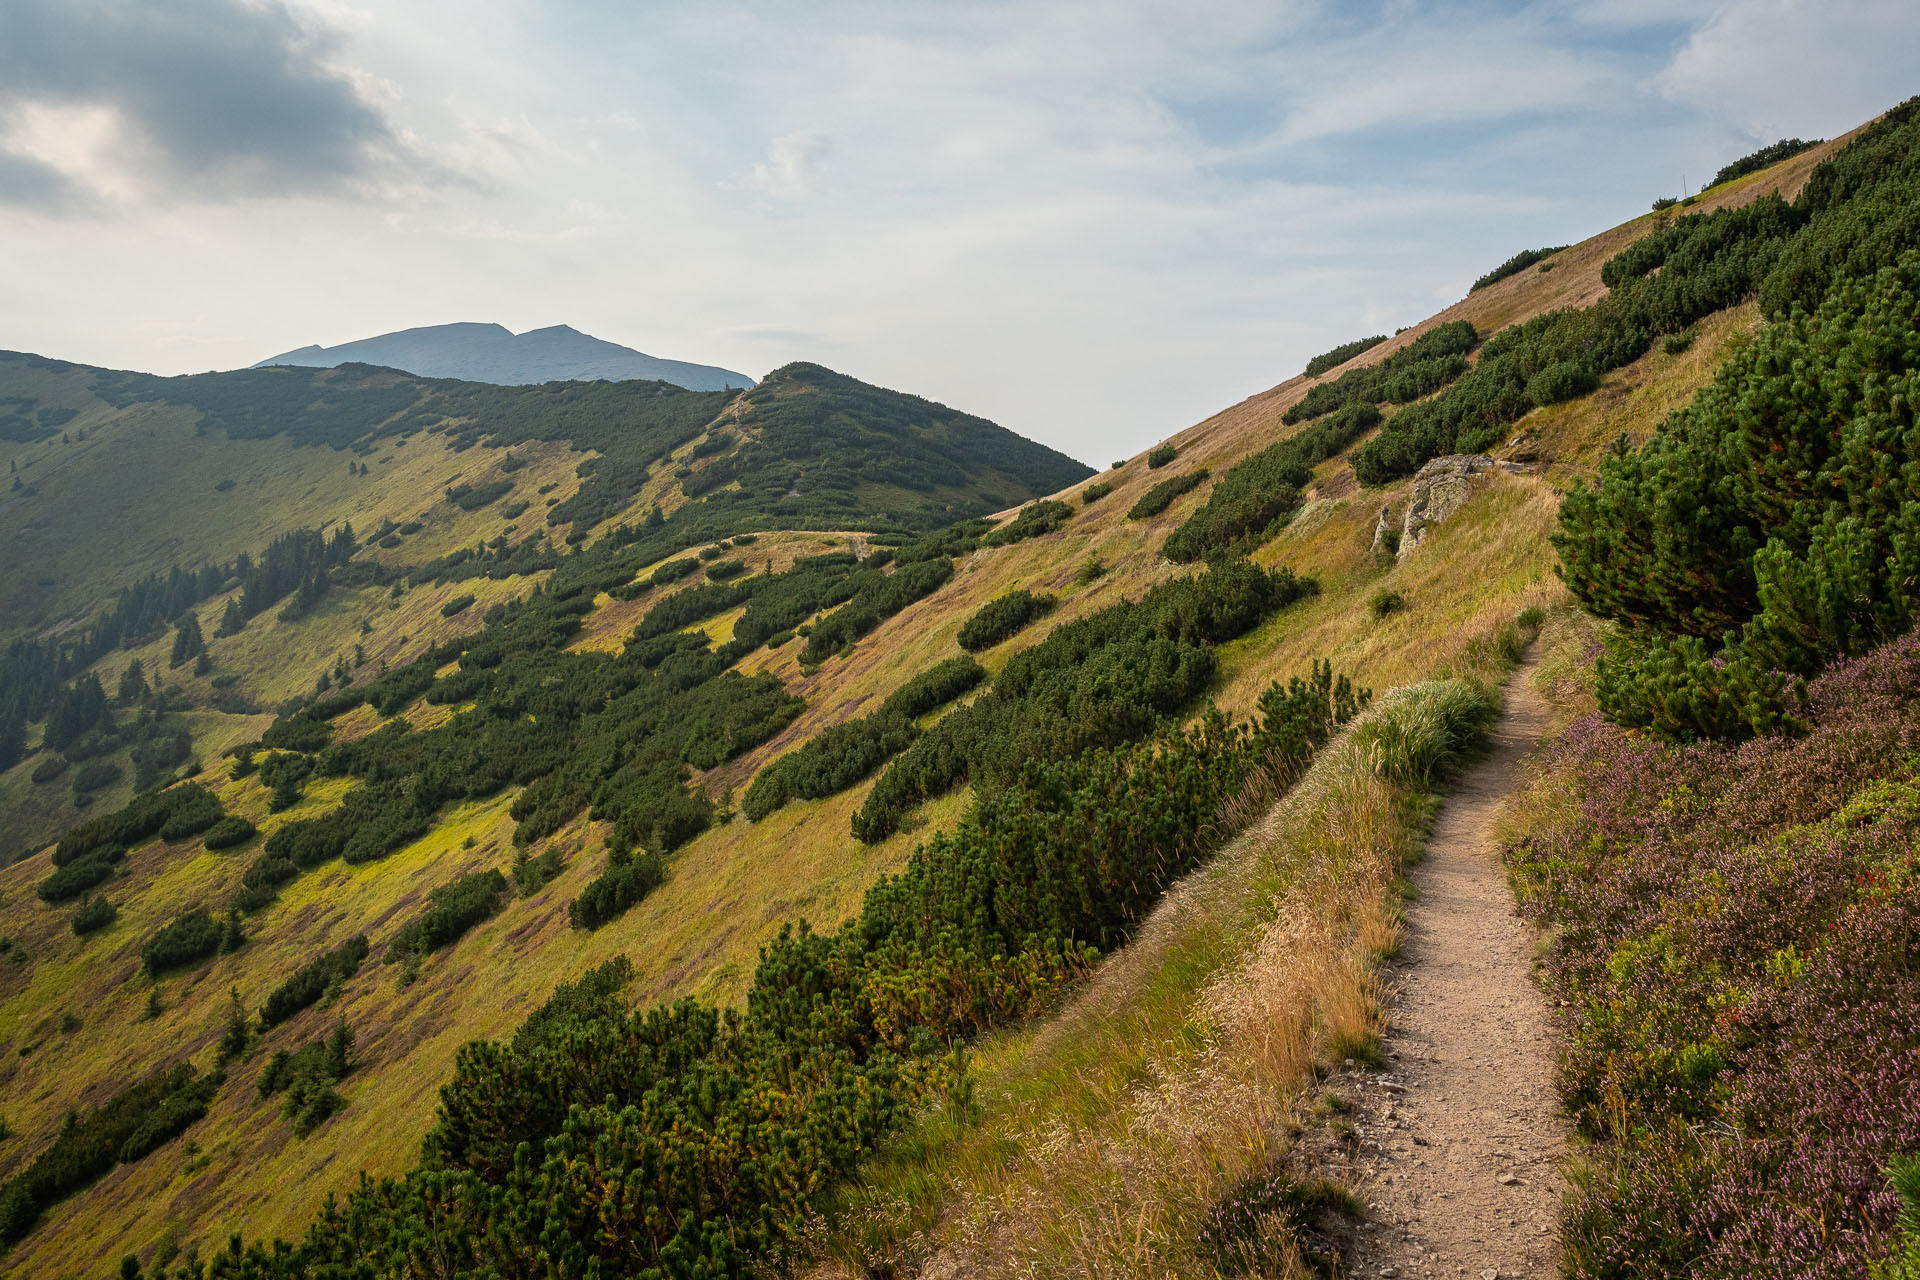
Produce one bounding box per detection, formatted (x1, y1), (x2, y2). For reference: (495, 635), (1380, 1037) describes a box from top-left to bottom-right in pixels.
(1, 1), (1916, 464)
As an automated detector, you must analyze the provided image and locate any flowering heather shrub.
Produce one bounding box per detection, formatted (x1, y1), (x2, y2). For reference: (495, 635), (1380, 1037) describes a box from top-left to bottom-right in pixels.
(1512, 630), (1920, 1278)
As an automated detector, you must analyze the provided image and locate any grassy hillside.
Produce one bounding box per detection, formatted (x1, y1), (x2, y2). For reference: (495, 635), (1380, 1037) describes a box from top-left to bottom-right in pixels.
(0, 115), (1904, 1278)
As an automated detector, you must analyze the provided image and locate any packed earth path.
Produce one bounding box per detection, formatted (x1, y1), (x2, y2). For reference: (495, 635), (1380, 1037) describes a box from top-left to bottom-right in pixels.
(1338, 657), (1565, 1280)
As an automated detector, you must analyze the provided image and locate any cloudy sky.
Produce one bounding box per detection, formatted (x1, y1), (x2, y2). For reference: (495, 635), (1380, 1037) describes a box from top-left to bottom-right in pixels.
(1, 1), (1915, 462)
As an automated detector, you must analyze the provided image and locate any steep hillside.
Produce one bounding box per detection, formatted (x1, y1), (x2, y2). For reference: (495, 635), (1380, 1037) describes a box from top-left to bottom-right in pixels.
(255, 321), (755, 392)
(1, 108), (1914, 1280)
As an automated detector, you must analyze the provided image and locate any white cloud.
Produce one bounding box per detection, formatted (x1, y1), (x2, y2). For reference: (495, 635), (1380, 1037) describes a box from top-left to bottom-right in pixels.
(1654, 0), (1920, 140)
(735, 128), (831, 198)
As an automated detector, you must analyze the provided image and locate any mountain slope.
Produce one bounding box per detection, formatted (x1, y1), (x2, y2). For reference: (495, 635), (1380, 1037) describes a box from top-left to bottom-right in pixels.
(0, 115), (1898, 1278)
(255, 321), (755, 392)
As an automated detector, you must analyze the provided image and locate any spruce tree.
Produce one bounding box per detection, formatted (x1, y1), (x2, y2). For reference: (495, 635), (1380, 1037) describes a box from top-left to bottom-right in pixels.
(168, 611), (205, 669)
(117, 659), (147, 704)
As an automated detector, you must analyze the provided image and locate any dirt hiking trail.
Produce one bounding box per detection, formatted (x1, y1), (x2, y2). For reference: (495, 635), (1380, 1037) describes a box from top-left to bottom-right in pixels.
(1324, 659), (1564, 1280)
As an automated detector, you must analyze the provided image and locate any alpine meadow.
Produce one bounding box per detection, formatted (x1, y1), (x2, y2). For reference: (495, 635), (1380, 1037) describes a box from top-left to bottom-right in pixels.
(6, 12), (1920, 1279)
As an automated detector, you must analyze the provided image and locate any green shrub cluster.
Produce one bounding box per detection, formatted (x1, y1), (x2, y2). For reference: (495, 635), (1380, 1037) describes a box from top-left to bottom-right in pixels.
(704, 557), (747, 581)
(1304, 334), (1389, 377)
(742, 715), (918, 823)
(1081, 480), (1112, 504)
(650, 556), (701, 585)
(1470, 245), (1567, 292)
(1127, 469), (1210, 520)
(69, 759), (120, 795)
(568, 842), (665, 930)
(0, 1064), (215, 1245)
(1557, 250), (1920, 739)
(52, 782), (223, 867)
(1163, 403), (1383, 562)
(439, 593), (476, 618)
(1709, 137), (1817, 189)
(141, 907), (241, 977)
(203, 815), (257, 850)
(742, 657), (986, 821)
(853, 559), (1316, 841)
(261, 935), (369, 1028)
(447, 480), (513, 511)
(1147, 443), (1177, 468)
(70, 894), (117, 936)
(957, 589), (1057, 652)
(38, 847), (121, 903)
(383, 870), (507, 962)
(258, 1024), (355, 1136)
(799, 558), (952, 664)
(1283, 320), (1478, 427)
(984, 499), (1072, 546)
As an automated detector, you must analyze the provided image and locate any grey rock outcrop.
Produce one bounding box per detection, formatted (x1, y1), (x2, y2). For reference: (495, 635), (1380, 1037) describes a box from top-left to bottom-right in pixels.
(1398, 454), (1524, 560)
(1370, 504), (1395, 555)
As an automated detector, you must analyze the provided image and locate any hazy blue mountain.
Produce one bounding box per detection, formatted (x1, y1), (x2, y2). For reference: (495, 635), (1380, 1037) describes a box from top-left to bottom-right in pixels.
(255, 322), (755, 391)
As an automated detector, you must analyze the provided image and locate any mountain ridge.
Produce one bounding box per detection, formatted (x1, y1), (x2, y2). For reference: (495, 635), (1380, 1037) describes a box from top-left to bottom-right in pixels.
(253, 320), (755, 392)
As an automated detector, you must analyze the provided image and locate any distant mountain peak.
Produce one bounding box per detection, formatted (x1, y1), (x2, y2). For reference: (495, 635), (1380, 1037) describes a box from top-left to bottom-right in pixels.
(252, 321), (753, 393)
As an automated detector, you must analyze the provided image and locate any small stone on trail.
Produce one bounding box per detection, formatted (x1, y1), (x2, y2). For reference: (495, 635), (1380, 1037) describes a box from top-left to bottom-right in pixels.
(1496, 1173), (1525, 1186)
(1481, 1271), (1500, 1280)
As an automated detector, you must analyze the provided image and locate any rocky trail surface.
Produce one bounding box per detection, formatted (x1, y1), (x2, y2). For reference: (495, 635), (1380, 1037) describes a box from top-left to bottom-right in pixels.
(1307, 659), (1565, 1280)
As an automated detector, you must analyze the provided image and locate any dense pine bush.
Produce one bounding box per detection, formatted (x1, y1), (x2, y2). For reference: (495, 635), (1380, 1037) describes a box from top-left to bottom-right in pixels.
(1304, 334), (1388, 376)
(984, 499), (1072, 546)
(957, 589), (1057, 651)
(1127, 469), (1209, 520)
(1163, 403), (1382, 562)
(141, 908), (228, 977)
(203, 816), (257, 850)
(70, 894), (117, 936)
(1470, 245), (1567, 292)
(1284, 321), (1478, 427)
(385, 870), (508, 961)
(568, 844), (665, 929)
(38, 851), (118, 903)
(1556, 252), (1920, 739)
(261, 935), (370, 1028)
(1709, 137), (1818, 189)
(854, 558), (1316, 841)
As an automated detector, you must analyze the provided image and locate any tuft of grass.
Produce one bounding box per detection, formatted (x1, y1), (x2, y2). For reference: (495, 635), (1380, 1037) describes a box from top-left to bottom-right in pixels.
(1368, 588), (1405, 618)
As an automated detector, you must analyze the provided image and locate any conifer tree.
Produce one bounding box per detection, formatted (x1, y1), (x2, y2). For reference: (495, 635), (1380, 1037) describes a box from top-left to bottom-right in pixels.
(117, 659), (147, 704)
(168, 612), (205, 669)
(217, 596), (245, 638)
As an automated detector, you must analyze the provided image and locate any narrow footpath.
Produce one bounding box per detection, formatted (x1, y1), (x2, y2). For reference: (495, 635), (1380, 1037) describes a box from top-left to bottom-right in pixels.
(1324, 660), (1565, 1280)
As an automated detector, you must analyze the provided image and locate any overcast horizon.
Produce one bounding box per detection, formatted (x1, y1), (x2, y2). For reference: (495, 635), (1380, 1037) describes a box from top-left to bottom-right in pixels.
(2, 0), (1916, 463)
